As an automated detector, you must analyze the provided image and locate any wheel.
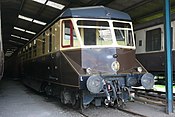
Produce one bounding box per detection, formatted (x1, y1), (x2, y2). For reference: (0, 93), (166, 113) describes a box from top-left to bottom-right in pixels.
(72, 97), (80, 109)
(72, 93), (83, 109)
(45, 84), (53, 96)
(60, 91), (64, 104)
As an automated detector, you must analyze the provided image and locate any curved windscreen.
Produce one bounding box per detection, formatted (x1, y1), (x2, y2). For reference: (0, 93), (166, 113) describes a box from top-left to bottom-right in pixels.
(76, 19), (135, 48)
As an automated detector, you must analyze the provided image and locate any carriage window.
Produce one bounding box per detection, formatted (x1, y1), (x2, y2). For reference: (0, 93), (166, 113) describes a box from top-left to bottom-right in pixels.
(33, 40), (37, 57)
(29, 43), (32, 58)
(49, 28), (52, 52)
(77, 20), (112, 46)
(42, 33), (45, 54)
(62, 20), (79, 48)
(26, 46), (28, 59)
(146, 28), (161, 51)
(22, 48), (25, 60)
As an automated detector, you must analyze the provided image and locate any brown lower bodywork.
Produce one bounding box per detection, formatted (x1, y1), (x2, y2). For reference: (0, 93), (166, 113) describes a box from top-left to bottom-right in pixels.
(22, 47), (146, 91)
(136, 51), (175, 74)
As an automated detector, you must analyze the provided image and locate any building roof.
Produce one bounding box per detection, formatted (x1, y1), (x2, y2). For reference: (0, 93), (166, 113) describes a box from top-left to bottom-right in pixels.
(2, 0), (175, 58)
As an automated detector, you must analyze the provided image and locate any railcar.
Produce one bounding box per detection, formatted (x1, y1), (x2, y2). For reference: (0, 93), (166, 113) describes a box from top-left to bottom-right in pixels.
(135, 21), (175, 76)
(17, 6), (154, 108)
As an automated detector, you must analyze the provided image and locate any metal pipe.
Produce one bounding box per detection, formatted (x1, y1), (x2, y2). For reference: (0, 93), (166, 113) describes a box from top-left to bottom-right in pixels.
(109, 82), (117, 100)
(164, 0), (173, 114)
(103, 85), (111, 104)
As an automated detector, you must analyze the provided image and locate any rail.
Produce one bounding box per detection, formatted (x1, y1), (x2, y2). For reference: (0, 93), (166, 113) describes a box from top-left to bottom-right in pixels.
(132, 87), (175, 106)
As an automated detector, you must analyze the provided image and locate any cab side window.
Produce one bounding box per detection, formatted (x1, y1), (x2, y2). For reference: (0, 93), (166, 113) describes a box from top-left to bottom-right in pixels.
(62, 20), (79, 48)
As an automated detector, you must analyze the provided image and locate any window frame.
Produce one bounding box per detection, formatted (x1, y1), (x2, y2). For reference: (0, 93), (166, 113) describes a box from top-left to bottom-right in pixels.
(74, 18), (136, 49)
(49, 28), (52, 52)
(61, 20), (73, 48)
(42, 32), (46, 54)
(146, 28), (161, 52)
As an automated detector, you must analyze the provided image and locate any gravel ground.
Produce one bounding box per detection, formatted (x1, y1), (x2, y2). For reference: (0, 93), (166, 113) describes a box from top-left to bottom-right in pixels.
(0, 79), (174, 117)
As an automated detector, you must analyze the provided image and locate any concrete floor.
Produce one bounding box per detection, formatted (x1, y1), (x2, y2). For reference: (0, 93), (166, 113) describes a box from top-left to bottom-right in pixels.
(0, 79), (134, 117)
(0, 79), (175, 117)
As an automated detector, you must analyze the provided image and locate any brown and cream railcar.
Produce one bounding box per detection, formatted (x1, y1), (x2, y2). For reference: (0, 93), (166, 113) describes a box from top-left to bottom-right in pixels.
(17, 6), (154, 108)
(135, 21), (175, 76)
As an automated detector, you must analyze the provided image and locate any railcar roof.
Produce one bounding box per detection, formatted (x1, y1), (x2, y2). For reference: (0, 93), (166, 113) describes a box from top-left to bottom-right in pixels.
(59, 6), (131, 21)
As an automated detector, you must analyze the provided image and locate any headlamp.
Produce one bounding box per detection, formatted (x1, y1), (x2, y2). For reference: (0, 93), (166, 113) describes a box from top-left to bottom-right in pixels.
(137, 67), (142, 73)
(86, 67), (92, 74)
(111, 61), (120, 72)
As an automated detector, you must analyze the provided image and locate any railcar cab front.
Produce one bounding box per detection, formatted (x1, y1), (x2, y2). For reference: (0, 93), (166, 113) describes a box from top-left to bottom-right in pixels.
(60, 17), (154, 107)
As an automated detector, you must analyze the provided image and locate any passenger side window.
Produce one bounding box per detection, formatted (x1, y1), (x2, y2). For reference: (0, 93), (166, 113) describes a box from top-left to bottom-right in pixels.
(26, 46), (28, 59)
(29, 43), (32, 58)
(49, 28), (52, 52)
(146, 28), (161, 51)
(42, 33), (45, 54)
(33, 40), (37, 57)
(23, 48), (25, 61)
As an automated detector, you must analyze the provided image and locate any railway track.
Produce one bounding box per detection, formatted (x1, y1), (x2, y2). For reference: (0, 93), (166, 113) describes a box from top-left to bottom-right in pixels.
(132, 88), (175, 106)
(60, 94), (160, 117)
(117, 108), (148, 117)
(78, 111), (89, 117)
(132, 88), (175, 99)
(78, 108), (148, 117)
(76, 105), (149, 117)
